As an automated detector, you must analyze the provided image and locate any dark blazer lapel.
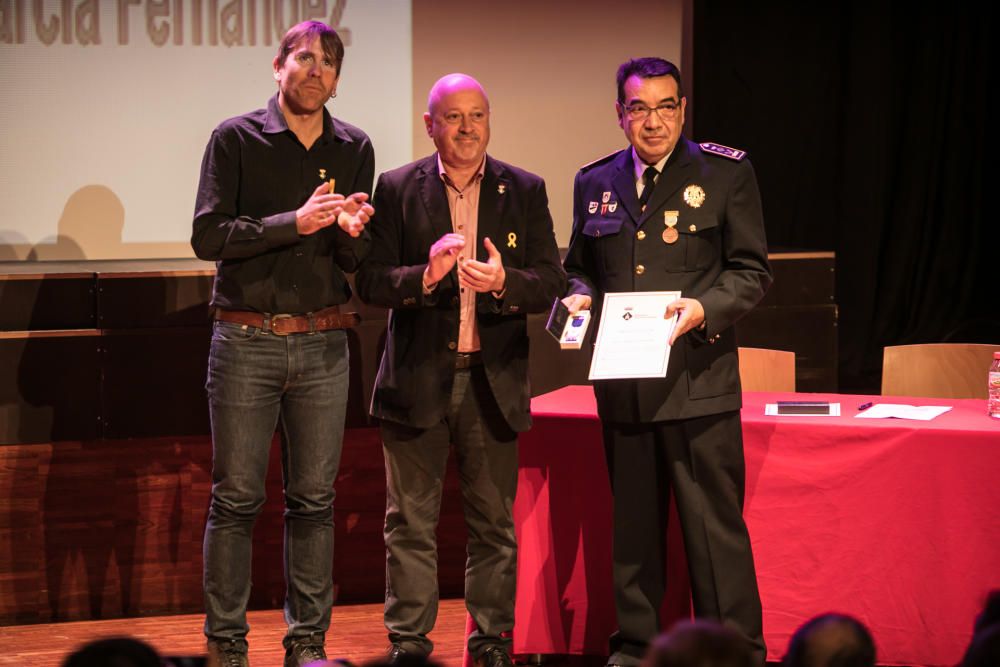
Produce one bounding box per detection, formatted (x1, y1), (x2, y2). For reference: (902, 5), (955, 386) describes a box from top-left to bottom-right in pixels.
(416, 154), (455, 242)
(477, 156), (509, 260)
(610, 150), (640, 224)
(416, 154), (458, 289)
(639, 138), (693, 227)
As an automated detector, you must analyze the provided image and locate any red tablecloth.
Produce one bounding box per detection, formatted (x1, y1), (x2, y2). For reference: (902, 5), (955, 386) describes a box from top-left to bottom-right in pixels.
(508, 387), (1000, 666)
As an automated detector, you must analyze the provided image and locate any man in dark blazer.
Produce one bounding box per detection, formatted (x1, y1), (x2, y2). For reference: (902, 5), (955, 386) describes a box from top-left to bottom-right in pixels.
(355, 73), (565, 667)
(563, 58), (772, 666)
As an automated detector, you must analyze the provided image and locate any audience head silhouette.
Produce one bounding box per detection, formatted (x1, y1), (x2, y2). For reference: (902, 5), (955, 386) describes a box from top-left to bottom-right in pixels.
(62, 637), (161, 667)
(643, 620), (753, 667)
(782, 613), (876, 667)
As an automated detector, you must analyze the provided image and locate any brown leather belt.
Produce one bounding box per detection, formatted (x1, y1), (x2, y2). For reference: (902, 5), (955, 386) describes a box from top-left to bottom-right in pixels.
(214, 305), (359, 335)
(455, 351), (483, 370)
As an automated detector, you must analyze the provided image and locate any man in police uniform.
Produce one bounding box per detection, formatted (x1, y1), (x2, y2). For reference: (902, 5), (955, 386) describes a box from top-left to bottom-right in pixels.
(562, 57), (772, 666)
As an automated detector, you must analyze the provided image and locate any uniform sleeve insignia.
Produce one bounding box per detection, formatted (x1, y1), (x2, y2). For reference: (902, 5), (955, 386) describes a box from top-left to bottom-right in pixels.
(699, 142), (746, 161)
(579, 150), (620, 172)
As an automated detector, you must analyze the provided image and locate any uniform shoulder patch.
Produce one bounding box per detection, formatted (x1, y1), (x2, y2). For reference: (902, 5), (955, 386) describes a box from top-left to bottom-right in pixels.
(579, 150), (620, 172)
(699, 142), (747, 161)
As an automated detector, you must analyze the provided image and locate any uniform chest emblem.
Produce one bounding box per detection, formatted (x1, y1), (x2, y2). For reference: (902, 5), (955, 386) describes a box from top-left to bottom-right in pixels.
(683, 184), (706, 208)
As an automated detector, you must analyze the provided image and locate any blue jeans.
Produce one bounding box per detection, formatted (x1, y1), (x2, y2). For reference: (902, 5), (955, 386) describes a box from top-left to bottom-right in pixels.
(203, 321), (349, 647)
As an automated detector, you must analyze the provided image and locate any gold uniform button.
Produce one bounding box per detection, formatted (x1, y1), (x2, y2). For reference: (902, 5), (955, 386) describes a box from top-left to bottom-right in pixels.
(636, 230), (646, 240)
(448, 341), (457, 351)
(635, 265), (645, 275)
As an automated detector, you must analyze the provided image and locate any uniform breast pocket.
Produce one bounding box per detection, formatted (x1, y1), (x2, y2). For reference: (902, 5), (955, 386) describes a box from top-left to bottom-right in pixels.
(680, 216), (721, 271)
(582, 217), (626, 274)
(582, 217), (624, 239)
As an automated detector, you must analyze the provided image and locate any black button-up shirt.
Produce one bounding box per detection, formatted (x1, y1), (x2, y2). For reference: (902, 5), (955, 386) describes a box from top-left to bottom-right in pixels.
(192, 94), (374, 314)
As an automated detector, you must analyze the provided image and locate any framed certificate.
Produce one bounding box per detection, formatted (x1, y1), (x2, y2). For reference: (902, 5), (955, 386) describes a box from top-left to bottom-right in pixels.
(588, 291), (681, 380)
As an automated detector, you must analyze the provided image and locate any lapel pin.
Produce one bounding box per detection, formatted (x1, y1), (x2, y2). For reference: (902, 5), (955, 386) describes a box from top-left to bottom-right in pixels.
(507, 232), (517, 248)
(319, 168), (327, 179)
(498, 183), (507, 195)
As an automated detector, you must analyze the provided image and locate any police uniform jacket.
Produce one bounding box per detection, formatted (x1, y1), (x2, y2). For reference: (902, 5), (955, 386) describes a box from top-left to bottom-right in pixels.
(564, 137), (772, 423)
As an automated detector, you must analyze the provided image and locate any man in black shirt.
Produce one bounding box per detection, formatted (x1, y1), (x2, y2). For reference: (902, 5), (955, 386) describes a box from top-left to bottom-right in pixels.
(191, 20), (374, 667)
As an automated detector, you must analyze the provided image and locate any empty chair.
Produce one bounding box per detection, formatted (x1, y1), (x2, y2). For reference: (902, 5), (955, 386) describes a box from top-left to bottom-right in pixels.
(881, 343), (999, 399)
(738, 347), (796, 392)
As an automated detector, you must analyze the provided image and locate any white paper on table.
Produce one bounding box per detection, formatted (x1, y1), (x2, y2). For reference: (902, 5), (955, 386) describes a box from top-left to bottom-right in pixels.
(588, 291), (681, 380)
(765, 403), (842, 416)
(854, 404), (953, 420)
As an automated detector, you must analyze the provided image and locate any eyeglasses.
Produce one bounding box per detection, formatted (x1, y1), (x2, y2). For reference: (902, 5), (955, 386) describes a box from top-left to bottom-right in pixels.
(622, 102), (681, 122)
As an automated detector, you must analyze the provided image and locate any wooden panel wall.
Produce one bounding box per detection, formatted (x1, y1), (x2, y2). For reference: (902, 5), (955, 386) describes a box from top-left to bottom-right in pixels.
(0, 428), (468, 625)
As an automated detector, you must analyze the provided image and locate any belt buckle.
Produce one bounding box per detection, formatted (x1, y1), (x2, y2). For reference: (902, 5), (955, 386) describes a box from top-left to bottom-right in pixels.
(269, 313), (293, 335)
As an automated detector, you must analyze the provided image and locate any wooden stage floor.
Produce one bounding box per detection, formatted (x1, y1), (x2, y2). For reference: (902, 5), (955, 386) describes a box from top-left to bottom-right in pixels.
(0, 599), (469, 667)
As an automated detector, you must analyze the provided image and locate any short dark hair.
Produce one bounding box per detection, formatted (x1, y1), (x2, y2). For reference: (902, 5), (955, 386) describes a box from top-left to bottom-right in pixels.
(62, 637), (161, 667)
(962, 623), (1000, 667)
(645, 620), (753, 667)
(783, 613), (876, 667)
(276, 21), (345, 75)
(617, 57), (683, 103)
(974, 590), (1000, 634)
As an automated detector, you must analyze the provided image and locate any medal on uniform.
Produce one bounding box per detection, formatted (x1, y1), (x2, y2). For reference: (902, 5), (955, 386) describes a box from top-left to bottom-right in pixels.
(663, 210), (679, 244)
(683, 184), (706, 208)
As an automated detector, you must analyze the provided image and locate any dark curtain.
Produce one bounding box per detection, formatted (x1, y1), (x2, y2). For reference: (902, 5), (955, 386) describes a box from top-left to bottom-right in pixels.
(693, 2), (999, 391)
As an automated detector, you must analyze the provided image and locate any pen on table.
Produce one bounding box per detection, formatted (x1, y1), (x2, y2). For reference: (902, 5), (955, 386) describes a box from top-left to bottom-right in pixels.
(857, 401), (874, 411)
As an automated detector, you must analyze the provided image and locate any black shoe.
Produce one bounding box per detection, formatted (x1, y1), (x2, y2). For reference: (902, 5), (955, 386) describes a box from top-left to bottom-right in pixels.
(387, 644), (409, 665)
(206, 640), (250, 667)
(477, 646), (513, 667)
(284, 634), (327, 667)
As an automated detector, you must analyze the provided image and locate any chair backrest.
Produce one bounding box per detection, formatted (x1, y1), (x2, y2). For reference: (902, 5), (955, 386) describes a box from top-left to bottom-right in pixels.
(738, 347), (796, 392)
(881, 343), (999, 399)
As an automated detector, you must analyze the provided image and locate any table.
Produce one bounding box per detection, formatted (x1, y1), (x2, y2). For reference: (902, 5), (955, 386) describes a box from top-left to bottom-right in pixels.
(509, 387), (1000, 666)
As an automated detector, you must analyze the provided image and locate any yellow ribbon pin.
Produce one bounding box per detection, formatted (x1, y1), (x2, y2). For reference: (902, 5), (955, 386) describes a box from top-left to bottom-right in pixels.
(507, 232), (517, 248)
